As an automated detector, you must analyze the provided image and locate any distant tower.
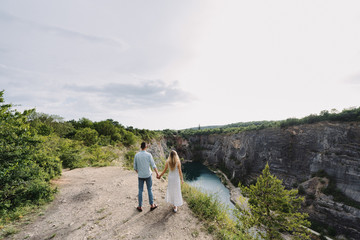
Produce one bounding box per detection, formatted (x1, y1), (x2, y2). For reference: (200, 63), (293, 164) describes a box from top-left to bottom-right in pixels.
(198, 124), (201, 130)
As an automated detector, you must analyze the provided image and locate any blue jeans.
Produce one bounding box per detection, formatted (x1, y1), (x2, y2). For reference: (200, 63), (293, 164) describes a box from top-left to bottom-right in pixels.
(138, 176), (154, 207)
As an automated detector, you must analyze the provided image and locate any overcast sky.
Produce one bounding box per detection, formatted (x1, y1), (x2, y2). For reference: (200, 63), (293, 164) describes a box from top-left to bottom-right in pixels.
(1, 0), (359, 130)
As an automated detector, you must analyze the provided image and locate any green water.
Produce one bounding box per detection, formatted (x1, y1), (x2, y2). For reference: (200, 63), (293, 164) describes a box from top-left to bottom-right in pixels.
(182, 161), (235, 212)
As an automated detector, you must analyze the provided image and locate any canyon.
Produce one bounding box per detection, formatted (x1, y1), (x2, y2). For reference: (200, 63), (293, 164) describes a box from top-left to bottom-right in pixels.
(163, 121), (360, 239)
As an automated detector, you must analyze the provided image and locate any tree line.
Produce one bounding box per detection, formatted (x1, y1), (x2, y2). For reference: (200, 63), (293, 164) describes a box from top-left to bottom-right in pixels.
(175, 107), (360, 138)
(0, 90), (159, 225)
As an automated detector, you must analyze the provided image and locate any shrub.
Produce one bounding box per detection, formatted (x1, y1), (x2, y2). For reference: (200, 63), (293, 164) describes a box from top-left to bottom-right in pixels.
(74, 127), (99, 146)
(0, 93), (38, 211)
(20, 179), (55, 203)
(85, 145), (117, 167)
(238, 163), (311, 240)
(122, 131), (137, 146)
(59, 140), (84, 169)
(298, 185), (306, 195)
(124, 150), (136, 170)
(37, 123), (53, 136)
(181, 183), (252, 239)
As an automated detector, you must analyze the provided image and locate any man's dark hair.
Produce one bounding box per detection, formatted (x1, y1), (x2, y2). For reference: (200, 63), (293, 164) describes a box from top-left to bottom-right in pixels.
(141, 142), (146, 149)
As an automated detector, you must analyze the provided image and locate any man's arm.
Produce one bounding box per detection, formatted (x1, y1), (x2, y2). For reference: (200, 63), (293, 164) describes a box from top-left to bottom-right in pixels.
(149, 154), (158, 178)
(133, 154), (138, 173)
(154, 167), (159, 178)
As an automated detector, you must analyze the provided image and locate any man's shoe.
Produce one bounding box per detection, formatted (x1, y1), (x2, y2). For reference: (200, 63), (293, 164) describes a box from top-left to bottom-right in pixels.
(150, 204), (158, 211)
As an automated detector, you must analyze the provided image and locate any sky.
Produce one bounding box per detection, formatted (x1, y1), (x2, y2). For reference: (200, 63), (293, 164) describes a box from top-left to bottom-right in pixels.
(1, 0), (360, 130)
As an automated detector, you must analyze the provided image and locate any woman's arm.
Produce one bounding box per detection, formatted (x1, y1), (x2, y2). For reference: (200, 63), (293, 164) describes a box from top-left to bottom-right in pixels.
(178, 161), (184, 184)
(159, 161), (169, 178)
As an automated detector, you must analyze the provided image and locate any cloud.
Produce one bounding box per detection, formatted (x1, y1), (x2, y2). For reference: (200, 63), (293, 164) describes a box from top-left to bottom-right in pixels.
(344, 73), (360, 85)
(63, 80), (194, 109)
(38, 23), (128, 51)
(0, 10), (128, 50)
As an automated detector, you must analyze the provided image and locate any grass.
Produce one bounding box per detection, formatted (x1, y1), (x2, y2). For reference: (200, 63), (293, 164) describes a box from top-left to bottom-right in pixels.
(1, 226), (19, 238)
(48, 233), (56, 239)
(96, 208), (106, 214)
(0, 200), (51, 239)
(191, 230), (199, 237)
(181, 182), (254, 240)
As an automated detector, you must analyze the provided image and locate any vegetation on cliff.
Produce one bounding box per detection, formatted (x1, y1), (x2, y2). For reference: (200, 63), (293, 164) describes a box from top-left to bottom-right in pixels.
(1, 92), (59, 225)
(2, 89), (353, 239)
(237, 163), (311, 240)
(0, 90), (160, 228)
(182, 182), (254, 240)
(176, 107), (360, 138)
(182, 163), (311, 240)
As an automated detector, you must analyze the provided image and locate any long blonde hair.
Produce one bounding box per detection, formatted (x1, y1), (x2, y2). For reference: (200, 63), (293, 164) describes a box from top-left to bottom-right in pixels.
(168, 150), (180, 171)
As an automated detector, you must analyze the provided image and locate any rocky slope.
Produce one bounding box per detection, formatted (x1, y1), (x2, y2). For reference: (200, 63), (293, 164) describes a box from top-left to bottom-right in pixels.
(175, 121), (360, 239)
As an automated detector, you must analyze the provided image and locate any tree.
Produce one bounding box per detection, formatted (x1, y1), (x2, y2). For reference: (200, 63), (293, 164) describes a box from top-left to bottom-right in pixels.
(74, 127), (98, 146)
(94, 120), (120, 142)
(237, 163), (311, 240)
(29, 111), (75, 137)
(122, 130), (136, 146)
(0, 91), (56, 212)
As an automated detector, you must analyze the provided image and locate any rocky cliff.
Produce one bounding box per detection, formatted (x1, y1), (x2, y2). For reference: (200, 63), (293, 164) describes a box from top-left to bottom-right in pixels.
(175, 121), (360, 239)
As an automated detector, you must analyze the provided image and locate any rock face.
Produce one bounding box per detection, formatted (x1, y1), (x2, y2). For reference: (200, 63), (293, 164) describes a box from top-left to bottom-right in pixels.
(177, 121), (360, 239)
(301, 177), (360, 239)
(147, 138), (170, 165)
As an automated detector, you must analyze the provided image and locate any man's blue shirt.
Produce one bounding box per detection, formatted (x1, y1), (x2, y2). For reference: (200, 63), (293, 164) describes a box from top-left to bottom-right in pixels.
(133, 150), (156, 178)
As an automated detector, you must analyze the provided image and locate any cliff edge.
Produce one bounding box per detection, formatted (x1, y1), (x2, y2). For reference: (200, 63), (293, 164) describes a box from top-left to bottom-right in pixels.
(178, 121), (360, 239)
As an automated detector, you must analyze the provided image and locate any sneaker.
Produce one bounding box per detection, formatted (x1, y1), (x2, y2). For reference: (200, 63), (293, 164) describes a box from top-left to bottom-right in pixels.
(173, 207), (177, 213)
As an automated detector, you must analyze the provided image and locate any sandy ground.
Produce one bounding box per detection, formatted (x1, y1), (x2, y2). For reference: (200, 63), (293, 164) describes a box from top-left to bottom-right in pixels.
(7, 167), (213, 240)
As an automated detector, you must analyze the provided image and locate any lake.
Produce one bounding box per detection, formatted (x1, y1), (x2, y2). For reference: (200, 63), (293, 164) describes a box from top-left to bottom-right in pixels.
(182, 161), (236, 212)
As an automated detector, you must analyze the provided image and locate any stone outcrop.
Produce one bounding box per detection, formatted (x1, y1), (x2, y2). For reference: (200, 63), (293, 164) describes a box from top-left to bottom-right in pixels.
(301, 177), (360, 239)
(147, 138), (170, 165)
(176, 121), (360, 239)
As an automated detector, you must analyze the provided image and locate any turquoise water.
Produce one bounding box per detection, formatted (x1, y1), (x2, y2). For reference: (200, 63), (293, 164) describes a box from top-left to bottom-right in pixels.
(182, 161), (236, 212)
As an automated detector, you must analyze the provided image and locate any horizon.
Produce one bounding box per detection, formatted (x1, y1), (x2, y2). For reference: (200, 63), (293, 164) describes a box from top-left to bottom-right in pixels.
(5, 92), (356, 131)
(1, 1), (360, 130)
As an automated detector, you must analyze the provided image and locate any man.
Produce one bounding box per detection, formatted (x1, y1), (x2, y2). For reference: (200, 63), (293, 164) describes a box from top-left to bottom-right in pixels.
(133, 142), (159, 212)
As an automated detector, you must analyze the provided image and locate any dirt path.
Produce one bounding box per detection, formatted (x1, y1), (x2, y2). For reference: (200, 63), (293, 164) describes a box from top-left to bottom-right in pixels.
(8, 167), (213, 240)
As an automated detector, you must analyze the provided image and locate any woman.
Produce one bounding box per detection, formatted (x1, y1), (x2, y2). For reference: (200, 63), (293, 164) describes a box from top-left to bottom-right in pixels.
(158, 150), (184, 212)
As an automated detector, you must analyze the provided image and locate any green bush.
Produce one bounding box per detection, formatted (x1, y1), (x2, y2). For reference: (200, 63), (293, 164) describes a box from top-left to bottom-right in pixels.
(74, 127), (99, 146)
(122, 131), (137, 146)
(94, 120), (120, 142)
(20, 178), (55, 203)
(29, 111), (75, 138)
(181, 183), (252, 240)
(34, 152), (61, 181)
(98, 135), (111, 146)
(298, 185), (306, 195)
(124, 150), (136, 170)
(37, 123), (53, 136)
(59, 140), (85, 169)
(0, 91), (61, 227)
(85, 145), (117, 167)
(238, 163), (311, 240)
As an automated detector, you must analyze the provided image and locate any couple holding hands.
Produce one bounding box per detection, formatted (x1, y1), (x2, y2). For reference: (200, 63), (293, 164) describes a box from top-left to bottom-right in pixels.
(133, 142), (184, 213)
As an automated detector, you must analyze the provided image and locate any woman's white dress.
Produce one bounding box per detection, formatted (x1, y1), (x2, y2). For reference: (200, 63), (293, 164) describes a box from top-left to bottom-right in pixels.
(165, 163), (183, 207)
